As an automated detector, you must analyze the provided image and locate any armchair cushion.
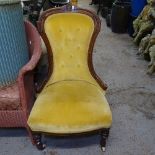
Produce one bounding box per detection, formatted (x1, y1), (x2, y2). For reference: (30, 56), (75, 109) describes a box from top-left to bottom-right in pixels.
(0, 83), (20, 110)
(28, 80), (112, 133)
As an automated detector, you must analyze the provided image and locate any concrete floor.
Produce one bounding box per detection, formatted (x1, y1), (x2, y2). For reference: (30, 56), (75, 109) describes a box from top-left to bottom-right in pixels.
(0, 1), (155, 155)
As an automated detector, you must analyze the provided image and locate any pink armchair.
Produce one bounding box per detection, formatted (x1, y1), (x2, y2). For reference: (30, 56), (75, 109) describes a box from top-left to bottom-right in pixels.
(0, 21), (41, 143)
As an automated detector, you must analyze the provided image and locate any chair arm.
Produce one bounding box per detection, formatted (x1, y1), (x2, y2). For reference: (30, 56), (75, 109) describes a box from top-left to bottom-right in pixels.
(18, 49), (41, 76)
(19, 21), (42, 77)
(18, 21), (42, 116)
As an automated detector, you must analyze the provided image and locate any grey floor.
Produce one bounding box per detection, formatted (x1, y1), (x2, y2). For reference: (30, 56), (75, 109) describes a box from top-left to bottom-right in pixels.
(1, 1), (155, 155)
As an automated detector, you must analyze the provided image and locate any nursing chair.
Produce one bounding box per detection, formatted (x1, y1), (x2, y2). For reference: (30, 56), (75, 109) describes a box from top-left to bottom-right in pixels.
(28, 5), (112, 151)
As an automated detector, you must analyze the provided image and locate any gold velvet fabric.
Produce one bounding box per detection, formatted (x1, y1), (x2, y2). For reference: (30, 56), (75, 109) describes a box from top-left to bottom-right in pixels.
(28, 13), (112, 134)
(45, 13), (101, 89)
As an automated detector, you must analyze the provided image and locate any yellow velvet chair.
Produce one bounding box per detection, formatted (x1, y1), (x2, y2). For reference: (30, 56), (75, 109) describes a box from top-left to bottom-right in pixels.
(28, 4), (112, 151)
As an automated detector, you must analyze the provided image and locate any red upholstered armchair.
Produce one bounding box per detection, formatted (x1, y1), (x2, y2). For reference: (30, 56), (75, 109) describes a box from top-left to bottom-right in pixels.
(0, 21), (41, 141)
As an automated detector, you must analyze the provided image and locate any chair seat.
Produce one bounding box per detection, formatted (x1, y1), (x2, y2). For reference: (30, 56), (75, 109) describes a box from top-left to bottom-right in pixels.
(28, 80), (112, 134)
(0, 83), (20, 110)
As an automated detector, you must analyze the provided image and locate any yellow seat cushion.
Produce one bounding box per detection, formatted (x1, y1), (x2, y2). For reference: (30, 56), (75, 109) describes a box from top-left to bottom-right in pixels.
(28, 81), (112, 134)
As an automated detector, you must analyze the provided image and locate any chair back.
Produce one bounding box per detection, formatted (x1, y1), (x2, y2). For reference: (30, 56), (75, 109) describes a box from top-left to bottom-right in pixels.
(38, 6), (103, 88)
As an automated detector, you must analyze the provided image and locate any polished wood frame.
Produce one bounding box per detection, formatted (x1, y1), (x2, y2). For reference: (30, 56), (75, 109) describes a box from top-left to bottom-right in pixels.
(31, 5), (110, 151)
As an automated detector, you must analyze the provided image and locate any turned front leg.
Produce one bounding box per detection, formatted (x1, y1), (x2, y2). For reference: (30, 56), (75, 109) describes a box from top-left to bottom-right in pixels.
(33, 134), (46, 150)
(100, 129), (110, 152)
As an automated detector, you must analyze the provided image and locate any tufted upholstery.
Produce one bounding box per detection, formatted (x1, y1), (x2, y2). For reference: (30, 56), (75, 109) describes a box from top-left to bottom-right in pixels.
(44, 13), (101, 88)
(28, 11), (112, 134)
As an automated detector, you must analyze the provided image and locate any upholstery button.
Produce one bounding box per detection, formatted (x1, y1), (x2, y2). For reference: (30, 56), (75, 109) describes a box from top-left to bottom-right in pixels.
(77, 64), (80, 68)
(77, 46), (80, 50)
(59, 29), (62, 32)
(77, 28), (80, 31)
(68, 38), (73, 41)
(70, 55), (73, 58)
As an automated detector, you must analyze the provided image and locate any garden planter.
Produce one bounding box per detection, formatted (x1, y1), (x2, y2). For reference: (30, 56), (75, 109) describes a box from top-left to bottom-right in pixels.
(111, 1), (131, 33)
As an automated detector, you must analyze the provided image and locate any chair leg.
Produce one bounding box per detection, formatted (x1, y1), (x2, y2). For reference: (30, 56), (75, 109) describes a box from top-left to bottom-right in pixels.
(26, 126), (35, 145)
(26, 126), (46, 150)
(100, 129), (109, 152)
(33, 134), (46, 150)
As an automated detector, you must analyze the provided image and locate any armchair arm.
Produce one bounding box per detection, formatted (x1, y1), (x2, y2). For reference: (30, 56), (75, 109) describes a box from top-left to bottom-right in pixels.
(19, 21), (42, 76)
(18, 20), (42, 116)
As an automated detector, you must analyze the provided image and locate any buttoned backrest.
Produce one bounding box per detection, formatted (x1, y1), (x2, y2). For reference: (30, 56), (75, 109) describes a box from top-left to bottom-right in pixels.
(43, 12), (100, 86)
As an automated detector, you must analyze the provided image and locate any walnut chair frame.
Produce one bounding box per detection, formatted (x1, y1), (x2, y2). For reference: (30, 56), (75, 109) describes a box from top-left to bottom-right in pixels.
(0, 21), (41, 142)
(29, 5), (111, 151)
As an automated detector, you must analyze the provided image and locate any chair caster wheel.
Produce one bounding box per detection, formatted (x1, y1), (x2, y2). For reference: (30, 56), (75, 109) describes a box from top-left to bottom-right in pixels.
(100, 138), (106, 152)
(36, 142), (46, 150)
(33, 134), (46, 150)
(101, 146), (106, 152)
